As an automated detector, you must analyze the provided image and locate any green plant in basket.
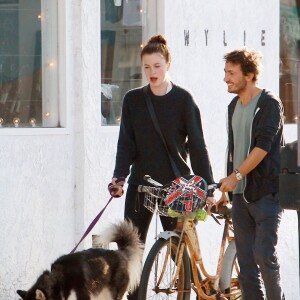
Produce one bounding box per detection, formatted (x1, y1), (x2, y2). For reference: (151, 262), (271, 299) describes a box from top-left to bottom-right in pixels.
(168, 208), (207, 221)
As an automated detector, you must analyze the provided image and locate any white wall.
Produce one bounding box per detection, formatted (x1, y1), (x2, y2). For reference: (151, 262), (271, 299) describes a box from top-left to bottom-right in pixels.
(0, 135), (75, 298)
(162, 0), (299, 299)
(0, 0), (298, 299)
(0, 2), (75, 299)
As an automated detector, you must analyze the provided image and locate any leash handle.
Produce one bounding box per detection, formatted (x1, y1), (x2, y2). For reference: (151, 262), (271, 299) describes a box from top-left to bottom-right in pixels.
(70, 196), (113, 253)
(108, 177), (126, 198)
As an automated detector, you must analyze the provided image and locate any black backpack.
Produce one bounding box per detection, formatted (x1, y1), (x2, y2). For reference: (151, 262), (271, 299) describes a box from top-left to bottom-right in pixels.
(279, 140), (300, 210)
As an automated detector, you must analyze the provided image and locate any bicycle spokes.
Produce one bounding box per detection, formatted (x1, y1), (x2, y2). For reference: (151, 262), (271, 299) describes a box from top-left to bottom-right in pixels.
(140, 238), (191, 300)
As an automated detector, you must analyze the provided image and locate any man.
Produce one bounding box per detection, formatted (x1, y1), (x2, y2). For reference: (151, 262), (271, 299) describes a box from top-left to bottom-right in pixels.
(219, 49), (285, 300)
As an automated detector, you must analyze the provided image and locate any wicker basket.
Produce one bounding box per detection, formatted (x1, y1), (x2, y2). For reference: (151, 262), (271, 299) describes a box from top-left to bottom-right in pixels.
(142, 186), (169, 217)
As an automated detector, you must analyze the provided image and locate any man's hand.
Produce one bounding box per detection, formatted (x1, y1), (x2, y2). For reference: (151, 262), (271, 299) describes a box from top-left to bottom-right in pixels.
(108, 177), (126, 198)
(219, 173), (238, 193)
(219, 148), (267, 193)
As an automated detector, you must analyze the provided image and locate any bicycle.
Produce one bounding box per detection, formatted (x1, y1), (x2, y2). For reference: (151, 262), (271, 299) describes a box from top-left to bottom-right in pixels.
(137, 175), (241, 300)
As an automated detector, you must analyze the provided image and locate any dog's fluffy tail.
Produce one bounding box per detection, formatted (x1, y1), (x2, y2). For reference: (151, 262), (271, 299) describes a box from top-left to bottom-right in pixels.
(99, 220), (144, 291)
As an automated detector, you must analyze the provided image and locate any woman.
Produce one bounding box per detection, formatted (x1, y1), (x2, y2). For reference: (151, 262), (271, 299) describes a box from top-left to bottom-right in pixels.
(109, 34), (215, 299)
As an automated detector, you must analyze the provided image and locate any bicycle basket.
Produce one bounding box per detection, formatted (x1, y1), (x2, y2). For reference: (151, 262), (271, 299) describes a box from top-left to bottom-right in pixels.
(164, 175), (207, 215)
(143, 187), (169, 217)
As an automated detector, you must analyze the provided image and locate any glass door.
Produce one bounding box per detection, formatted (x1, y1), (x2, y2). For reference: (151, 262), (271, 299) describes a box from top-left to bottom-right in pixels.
(100, 0), (157, 125)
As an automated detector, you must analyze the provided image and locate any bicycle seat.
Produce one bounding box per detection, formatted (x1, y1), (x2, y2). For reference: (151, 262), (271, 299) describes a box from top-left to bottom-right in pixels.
(210, 204), (232, 218)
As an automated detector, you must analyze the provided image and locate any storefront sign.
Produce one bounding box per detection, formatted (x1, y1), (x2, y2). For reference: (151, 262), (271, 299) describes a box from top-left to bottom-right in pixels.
(184, 29), (266, 47)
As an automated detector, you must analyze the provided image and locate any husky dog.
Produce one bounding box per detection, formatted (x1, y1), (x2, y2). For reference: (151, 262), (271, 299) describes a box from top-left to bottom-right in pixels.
(17, 220), (144, 300)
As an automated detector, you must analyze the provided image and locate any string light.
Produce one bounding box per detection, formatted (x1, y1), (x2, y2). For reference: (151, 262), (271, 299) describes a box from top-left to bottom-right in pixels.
(45, 112), (50, 117)
(0, 118), (3, 127)
(37, 14), (42, 19)
(48, 62), (54, 67)
(13, 117), (20, 127)
(29, 118), (36, 127)
(140, 44), (144, 48)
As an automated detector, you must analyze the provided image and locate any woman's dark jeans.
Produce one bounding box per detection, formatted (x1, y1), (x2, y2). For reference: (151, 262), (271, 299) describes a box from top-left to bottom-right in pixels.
(232, 193), (284, 300)
(124, 184), (177, 300)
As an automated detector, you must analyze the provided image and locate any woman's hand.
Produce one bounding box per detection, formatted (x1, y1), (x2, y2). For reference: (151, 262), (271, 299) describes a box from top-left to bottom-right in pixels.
(108, 177), (126, 198)
(206, 196), (216, 215)
(216, 192), (228, 211)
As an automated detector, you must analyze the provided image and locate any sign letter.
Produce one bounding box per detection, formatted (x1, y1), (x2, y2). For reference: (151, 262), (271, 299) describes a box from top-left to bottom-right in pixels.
(205, 29), (208, 46)
(184, 30), (189, 46)
(223, 30), (227, 46)
(261, 30), (266, 46)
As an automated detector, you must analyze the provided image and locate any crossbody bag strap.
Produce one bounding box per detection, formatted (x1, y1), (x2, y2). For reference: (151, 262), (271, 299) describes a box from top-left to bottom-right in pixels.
(143, 86), (181, 178)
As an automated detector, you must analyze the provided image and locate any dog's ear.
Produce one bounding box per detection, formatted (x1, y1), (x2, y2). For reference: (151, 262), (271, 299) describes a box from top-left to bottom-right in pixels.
(16, 290), (27, 299)
(35, 289), (46, 300)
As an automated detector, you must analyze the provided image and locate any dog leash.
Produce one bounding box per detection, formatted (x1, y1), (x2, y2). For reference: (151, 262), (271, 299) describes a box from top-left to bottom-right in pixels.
(70, 177), (125, 253)
(70, 196), (113, 253)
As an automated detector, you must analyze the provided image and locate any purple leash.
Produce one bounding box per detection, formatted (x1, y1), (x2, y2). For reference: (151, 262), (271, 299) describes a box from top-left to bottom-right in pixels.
(70, 196), (113, 253)
(70, 177), (125, 253)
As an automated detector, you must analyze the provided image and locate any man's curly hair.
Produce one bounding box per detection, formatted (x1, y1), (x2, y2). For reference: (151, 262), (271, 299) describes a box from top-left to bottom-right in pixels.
(224, 49), (262, 83)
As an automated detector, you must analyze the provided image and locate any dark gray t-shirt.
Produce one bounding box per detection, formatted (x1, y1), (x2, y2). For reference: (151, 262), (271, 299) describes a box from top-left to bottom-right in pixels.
(232, 93), (261, 193)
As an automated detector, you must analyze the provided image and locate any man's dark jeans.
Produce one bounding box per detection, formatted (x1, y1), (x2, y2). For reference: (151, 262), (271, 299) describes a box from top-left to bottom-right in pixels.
(232, 193), (283, 300)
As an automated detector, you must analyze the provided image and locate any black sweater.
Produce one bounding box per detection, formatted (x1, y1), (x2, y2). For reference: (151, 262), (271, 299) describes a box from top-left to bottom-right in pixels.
(113, 84), (214, 186)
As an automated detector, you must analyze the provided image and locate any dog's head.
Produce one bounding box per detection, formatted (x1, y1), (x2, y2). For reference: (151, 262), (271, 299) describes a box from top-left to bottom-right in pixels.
(17, 289), (46, 300)
(17, 270), (53, 300)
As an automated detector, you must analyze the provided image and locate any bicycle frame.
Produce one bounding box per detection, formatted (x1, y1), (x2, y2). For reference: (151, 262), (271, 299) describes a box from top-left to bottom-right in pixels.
(138, 176), (241, 299)
(156, 213), (238, 299)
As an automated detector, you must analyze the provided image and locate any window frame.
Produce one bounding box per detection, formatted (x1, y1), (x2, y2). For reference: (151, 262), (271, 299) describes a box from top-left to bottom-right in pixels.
(0, 0), (70, 135)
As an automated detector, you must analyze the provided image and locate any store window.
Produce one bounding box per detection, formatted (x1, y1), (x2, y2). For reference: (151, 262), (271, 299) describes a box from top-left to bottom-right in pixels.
(100, 0), (157, 125)
(280, 0), (300, 124)
(0, 0), (59, 128)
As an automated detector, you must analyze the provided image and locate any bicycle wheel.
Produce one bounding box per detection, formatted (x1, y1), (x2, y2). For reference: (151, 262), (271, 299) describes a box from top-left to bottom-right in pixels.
(138, 237), (191, 300)
(219, 240), (242, 299)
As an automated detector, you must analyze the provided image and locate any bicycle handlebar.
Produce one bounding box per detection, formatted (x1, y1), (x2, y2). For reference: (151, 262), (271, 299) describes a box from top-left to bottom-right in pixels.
(137, 185), (160, 193)
(142, 175), (221, 191)
(207, 183), (222, 190)
(138, 175), (231, 219)
(143, 175), (163, 187)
